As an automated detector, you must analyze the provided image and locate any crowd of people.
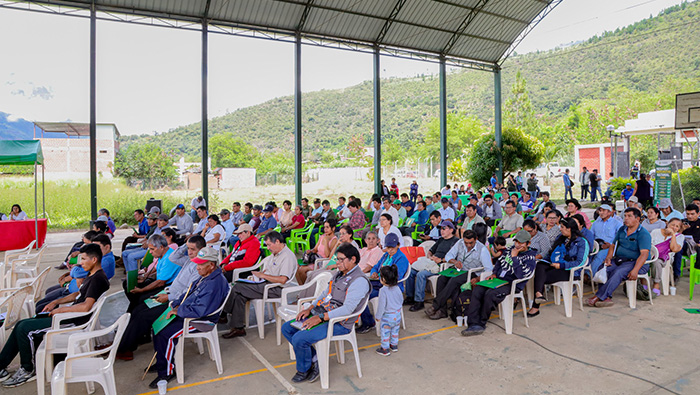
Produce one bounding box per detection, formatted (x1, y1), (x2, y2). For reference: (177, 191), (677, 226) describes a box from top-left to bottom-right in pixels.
(1, 175), (698, 390)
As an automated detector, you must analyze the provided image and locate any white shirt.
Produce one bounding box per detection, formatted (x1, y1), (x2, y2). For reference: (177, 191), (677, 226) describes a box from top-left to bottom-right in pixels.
(340, 206), (352, 219)
(377, 226), (405, 248)
(191, 197), (206, 209)
(441, 187), (451, 196)
(10, 211), (28, 221)
(205, 224), (225, 243)
(382, 206), (400, 227)
(438, 207), (455, 221)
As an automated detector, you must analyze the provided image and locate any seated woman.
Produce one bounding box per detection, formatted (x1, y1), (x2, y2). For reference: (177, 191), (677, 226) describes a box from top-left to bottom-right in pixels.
(162, 228), (179, 250)
(297, 219), (338, 284)
(9, 204), (28, 221)
(201, 214), (225, 247)
(278, 200), (294, 229)
(281, 205), (306, 239)
(570, 213), (594, 250)
(377, 214), (404, 248)
(642, 206), (666, 234)
(650, 218), (683, 296)
(527, 218), (588, 317)
(359, 231), (383, 274)
(449, 190), (462, 213)
(220, 224), (261, 282)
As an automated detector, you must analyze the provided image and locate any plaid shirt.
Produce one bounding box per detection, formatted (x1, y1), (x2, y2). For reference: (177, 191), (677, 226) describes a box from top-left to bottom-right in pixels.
(348, 210), (367, 230)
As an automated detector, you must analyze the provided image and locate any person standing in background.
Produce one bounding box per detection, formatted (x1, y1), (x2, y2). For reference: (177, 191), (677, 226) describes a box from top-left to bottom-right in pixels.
(580, 167), (590, 200)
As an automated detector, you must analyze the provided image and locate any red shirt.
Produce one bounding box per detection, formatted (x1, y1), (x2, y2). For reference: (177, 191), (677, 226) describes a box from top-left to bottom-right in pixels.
(291, 214), (305, 229)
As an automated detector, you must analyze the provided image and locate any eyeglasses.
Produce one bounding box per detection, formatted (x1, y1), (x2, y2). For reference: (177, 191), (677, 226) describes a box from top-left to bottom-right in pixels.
(336, 256), (349, 262)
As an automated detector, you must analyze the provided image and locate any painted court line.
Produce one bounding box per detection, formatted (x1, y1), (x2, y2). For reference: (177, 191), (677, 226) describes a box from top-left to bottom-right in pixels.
(137, 291), (595, 394)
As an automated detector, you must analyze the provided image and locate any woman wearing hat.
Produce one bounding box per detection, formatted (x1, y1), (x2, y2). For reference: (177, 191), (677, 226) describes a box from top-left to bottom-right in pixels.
(564, 199), (591, 228)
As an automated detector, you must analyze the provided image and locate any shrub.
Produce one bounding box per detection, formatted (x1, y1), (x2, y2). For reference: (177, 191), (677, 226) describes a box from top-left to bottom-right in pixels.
(608, 177), (637, 199)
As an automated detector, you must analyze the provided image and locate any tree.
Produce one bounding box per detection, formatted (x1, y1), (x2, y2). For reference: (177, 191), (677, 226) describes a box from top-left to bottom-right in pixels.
(114, 143), (178, 189)
(466, 127), (545, 188)
(419, 113), (486, 160)
(504, 71), (538, 135)
(382, 138), (404, 165)
(209, 133), (259, 168)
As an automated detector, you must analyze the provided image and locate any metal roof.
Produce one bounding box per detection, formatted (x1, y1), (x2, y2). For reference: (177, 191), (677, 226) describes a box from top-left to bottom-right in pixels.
(34, 122), (120, 137)
(9, 0), (561, 67)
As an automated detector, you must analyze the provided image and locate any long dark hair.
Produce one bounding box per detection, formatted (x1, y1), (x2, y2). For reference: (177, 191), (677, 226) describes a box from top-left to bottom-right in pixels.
(552, 218), (582, 250)
(472, 223), (488, 245)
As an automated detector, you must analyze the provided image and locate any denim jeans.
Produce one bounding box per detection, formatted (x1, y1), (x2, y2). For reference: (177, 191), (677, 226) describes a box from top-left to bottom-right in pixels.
(123, 247), (148, 272)
(281, 321), (350, 373)
(405, 268), (435, 302)
(379, 311), (401, 349)
(564, 187), (573, 200)
(590, 247), (610, 274)
(595, 258), (649, 300)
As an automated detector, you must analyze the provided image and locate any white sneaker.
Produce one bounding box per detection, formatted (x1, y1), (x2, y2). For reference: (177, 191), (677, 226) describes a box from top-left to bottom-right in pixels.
(2, 367), (35, 388)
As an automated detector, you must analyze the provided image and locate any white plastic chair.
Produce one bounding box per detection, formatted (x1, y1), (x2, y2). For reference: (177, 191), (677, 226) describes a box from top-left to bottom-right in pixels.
(276, 271), (333, 350)
(369, 265), (410, 336)
(174, 286), (232, 384)
(582, 241), (600, 293)
(625, 246), (657, 309)
(497, 272), (534, 335)
(419, 240), (435, 254)
(244, 261), (298, 339)
(230, 256), (263, 283)
(0, 286), (32, 349)
(0, 240), (36, 287)
(402, 235), (413, 248)
(315, 297), (369, 390)
(659, 251), (678, 296)
(35, 292), (111, 395)
(551, 257), (588, 318)
(13, 267), (51, 318)
(7, 244), (47, 288)
(50, 313), (130, 395)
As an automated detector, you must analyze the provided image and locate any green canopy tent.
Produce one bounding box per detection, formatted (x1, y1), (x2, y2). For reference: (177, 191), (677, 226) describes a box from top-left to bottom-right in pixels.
(0, 140), (45, 247)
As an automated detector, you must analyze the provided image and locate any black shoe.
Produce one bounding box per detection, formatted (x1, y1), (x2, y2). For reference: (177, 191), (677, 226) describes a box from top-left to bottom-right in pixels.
(409, 302), (424, 312)
(527, 310), (540, 318)
(403, 297), (415, 306)
(357, 325), (375, 334)
(291, 370), (310, 383)
(307, 362), (319, 383)
(148, 374), (175, 389)
(534, 296), (547, 305)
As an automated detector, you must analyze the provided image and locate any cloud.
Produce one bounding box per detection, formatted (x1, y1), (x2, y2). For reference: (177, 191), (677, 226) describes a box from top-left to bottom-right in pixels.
(31, 86), (53, 100)
(10, 89), (25, 96)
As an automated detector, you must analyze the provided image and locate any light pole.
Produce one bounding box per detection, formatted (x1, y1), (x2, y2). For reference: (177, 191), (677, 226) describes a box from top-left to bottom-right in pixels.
(607, 125), (617, 177)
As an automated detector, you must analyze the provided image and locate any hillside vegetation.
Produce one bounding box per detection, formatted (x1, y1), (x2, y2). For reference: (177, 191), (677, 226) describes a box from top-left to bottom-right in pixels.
(121, 1), (700, 174)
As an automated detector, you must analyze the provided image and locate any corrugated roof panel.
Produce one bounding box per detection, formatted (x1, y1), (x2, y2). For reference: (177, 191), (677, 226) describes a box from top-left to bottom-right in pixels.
(317, 0), (396, 18)
(304, 8), (383, 42)
(397, 0), (465, 33)
(212, 0), (304, 30)
(383, 23), (454, 54)
(483, 0), (546, 24)
(452, 36), (509, 62)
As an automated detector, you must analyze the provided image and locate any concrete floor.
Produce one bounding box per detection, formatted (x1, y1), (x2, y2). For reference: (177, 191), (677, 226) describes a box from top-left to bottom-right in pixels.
(3, 229), (700, 395)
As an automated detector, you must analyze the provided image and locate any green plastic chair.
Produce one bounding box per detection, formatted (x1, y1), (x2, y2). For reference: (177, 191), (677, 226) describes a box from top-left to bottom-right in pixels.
(353, 223), (370, 247)
(690, 256), (699, 301)
(364, 211), (374, 222)
(289, 221), (315, 253)
(681, 253), (696, 277)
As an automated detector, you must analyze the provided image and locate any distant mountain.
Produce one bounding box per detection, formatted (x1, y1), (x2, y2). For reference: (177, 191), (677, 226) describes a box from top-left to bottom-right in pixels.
(0, 112), (35, 140)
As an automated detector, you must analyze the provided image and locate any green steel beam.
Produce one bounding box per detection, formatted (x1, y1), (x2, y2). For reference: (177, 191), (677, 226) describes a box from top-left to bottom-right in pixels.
(201, 19), (209, 204)
(373, 46), (381, 195)
(294, 32), (302, 204)
(89, 3), (97, 221)
(494, 67), (503, 184)
(439, 57), (447, 188)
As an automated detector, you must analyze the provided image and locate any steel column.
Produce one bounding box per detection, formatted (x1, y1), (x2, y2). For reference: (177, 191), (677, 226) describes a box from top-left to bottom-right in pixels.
(201, 20), (209, 204)
(494, 67), (503, 184)
(439, 57), (447, 188)
(373, 46), (382, 195)
(89, 4), (97, 221)
(294, 32), (303, 204)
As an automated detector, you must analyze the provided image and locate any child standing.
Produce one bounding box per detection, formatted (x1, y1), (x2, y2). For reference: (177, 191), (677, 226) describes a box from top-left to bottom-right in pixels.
(375, 265), (402, 356)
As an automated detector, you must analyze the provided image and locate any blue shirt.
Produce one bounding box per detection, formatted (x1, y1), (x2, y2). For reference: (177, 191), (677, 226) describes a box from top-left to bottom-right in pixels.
(490, 177), (498, 188)
(581, 228), (595, 250)
(425, 204), (435, 215)
(661, 209), (683, 221)
(401, 200), (415, 216)
(258, 216), (278, 234)
(622, 188), (634, 200)
(221, 218), (235, 239)
(311, 207), (323, 217)
(563, 174), (572, 187)
(101, 251), (115, 280)
(156, 248), (181, 284)
(410, 183), (418, 196)
(411, 210), (429, 226)
(613, 225), (652, 260)
(370, 250), (409, 292)
(591, 216), (623, 245)
(138, 218), (150, 235)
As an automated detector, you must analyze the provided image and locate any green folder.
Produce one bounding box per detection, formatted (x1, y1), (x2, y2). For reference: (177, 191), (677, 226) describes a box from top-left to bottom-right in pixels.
(68, 256), (78, 266)
(126, 270), (138, 292)
(476, 278), (508, 289)
(683, 308), (700, 314)
(152, 306), (177, 335)
(144, 290), (168, 309)
(438, 267), (466, 277)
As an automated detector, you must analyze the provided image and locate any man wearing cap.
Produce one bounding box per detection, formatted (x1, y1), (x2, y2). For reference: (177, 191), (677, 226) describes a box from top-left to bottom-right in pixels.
(621, 183), (634, 201)
(123, 213), (160, 272)
(190, 196), (206, 223)
(438, 197), (456, 222)
(393, 199), (407, 222)
(404, 221), (459, 312)
(169, 204), (194, 239)
(148, 245), (229, 388)
(357, 233), (409, 334)
(587, 207), (651, 308)
(462, 230), (536, 336)
(219, 224), (262, 283)
(249, 205), (263, 232)
(116, 236), (207, 361)
(222, 231), (297, 338)
(626, 195), (642, 210)
(218, 208), (235, 241)
(589, 204), (624, 274)
(256, 205), (278, 237)
(495, 201), (523, 239)
(659, 198), (683, 221)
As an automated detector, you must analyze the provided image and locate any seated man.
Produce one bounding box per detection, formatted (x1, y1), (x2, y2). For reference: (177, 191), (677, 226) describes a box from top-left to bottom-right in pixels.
(438, 197), (456, 222)
(587, 207), (651, 308)
(369, 197), (383, 227)
(220, 224), (262, 282)
(123, 213), (159, 272)
(460, 204), (485, 233)
(467, 195), (484, 218)
(190, 195), (206, 222)
(461, 230), (536, 336)
(148, 246), (229, 388)
(120, 209), (151, 257)
(116, 236), (206, 360)
(221, 231), (297, 338)
(400, 200), (428, 236)
(589, 204), (623, 274)
(191, 206), (209, 236)
(357, 233), (409, 334)
(168, 204), (194, 242)
(534, 191), (555, 215)
(405, 221), (459, 311)
(493, 201), (523, 239)
(123, 234), (181, 312)
(480, 194), (502, 227)
(218, 208), (235, 243)
(400, 193), (415, 217)
(256, 205), (278, 237)
(523, 219), (552, 260)
(0, 244), (110, 387)
(281, 243), (370, 384)
(416, 211), (442, 245)
(425, 230), (493, 320)
(673, 204), (700, 283)
(393, 199), (407, 223)
(520, 192), (534, 214)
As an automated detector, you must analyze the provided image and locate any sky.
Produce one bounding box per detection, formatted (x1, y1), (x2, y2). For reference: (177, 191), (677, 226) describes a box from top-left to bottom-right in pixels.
(0, 0), (688, 136)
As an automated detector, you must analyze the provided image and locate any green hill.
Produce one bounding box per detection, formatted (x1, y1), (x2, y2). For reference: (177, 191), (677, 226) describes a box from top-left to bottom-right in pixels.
(121, 1), (700, 166)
